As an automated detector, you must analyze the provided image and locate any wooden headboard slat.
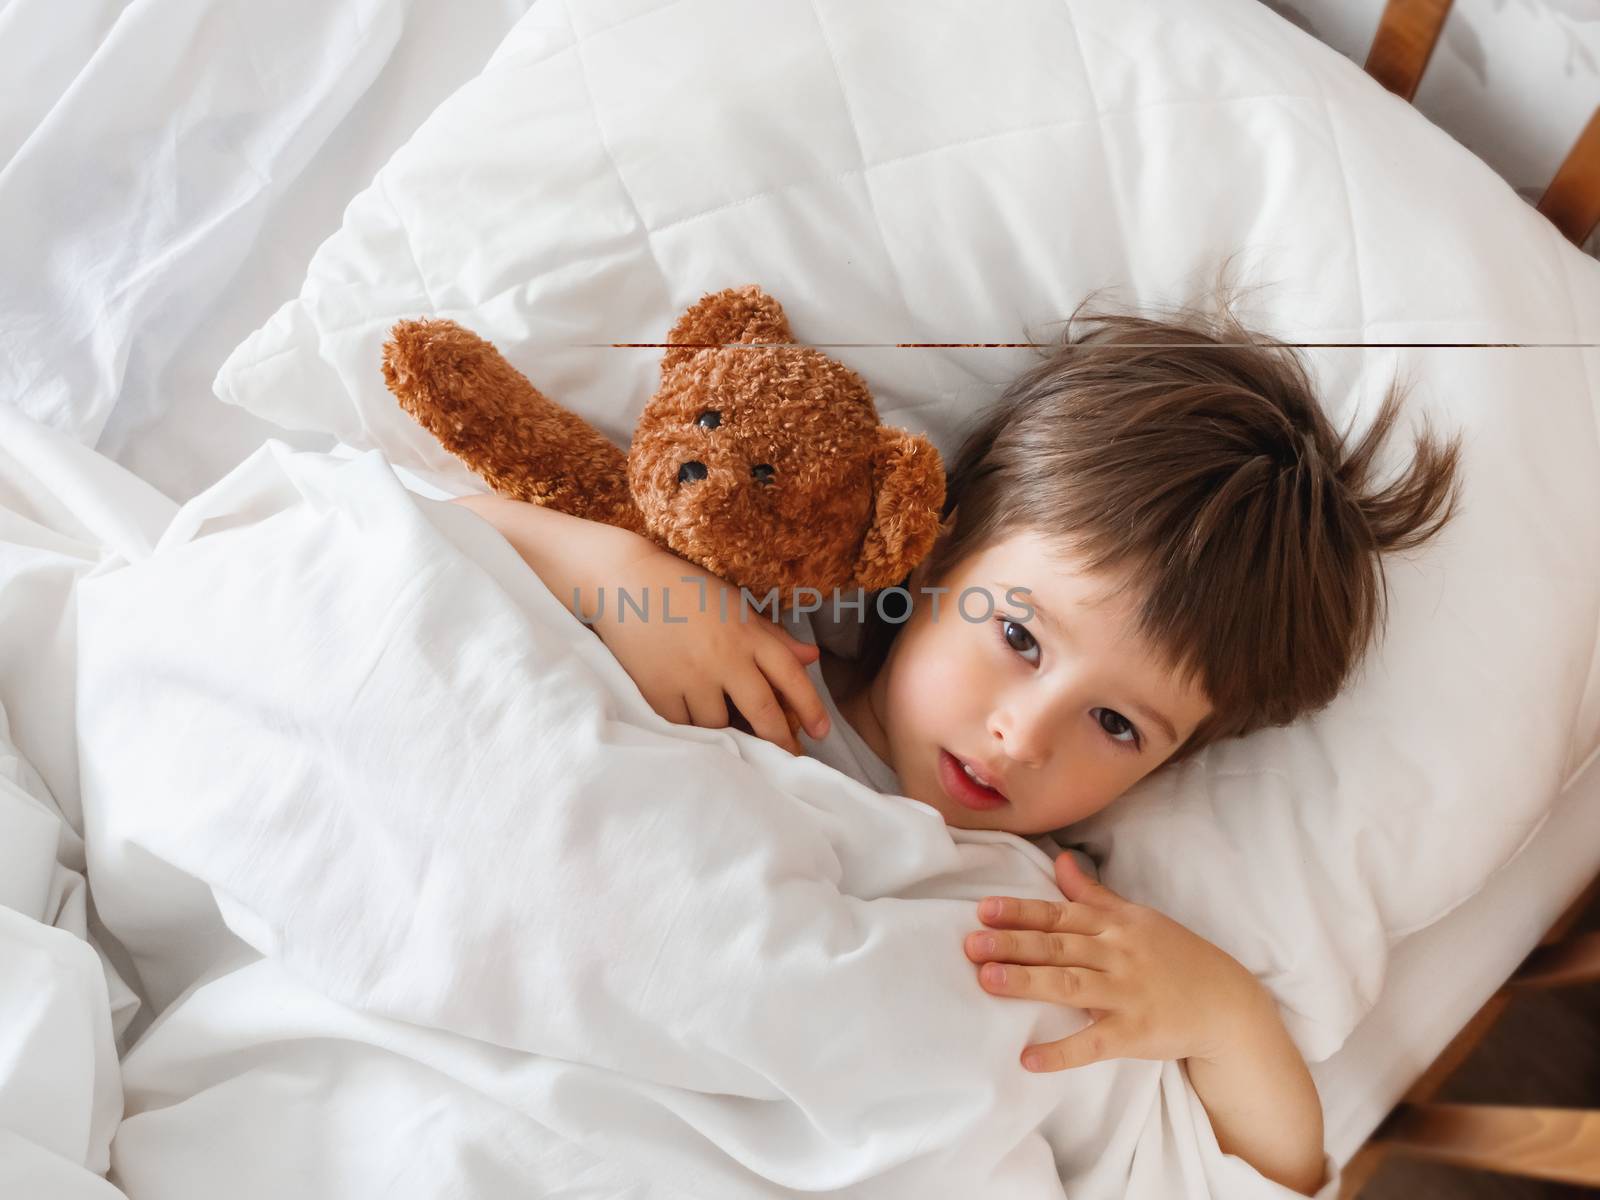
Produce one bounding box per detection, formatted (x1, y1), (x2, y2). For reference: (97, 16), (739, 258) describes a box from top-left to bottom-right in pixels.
(1364, 0), (1455, 103)
(1538, 107), (1600, 247)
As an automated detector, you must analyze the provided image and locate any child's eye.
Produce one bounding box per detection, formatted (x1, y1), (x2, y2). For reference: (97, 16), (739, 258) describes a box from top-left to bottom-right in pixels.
(1093, 708), (1141, 751)
(996, 617), (1040, 665)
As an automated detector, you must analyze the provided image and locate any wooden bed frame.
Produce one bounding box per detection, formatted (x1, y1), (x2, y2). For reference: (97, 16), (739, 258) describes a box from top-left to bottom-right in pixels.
(1339, 4), (1600, 1193)
(1363, 0), (1600, 248)
(1340, 873), (1600, 1194)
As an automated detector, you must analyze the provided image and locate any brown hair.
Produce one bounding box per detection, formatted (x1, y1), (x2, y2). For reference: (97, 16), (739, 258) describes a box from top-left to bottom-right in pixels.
(851, 298), (1463, 764)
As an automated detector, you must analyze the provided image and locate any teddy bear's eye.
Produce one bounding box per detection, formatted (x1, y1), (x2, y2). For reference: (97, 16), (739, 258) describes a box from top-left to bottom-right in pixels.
(695, 410), (721, 429)
(751, 464), (775, 485)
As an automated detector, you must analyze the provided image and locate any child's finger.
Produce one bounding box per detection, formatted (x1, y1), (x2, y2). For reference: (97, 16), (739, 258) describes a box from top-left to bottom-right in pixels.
(964, 928), (1109, 971)
(683, 686), (731, 730)
(786, 637), (821, 664)
(977, 895), (1106, 936)
(754, 641), (830, 739)
(1052, 852), (1121, 909)
(649, 690), (691, 728)
(767, 622), (822, 663)
(1021, 1016), (1127, 1073)
(726, 668), (803, 754)
(976, 961), (1117, 1012)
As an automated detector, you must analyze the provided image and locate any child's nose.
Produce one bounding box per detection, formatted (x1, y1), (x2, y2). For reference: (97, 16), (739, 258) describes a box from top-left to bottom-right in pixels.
(987, 704), (1053, 768)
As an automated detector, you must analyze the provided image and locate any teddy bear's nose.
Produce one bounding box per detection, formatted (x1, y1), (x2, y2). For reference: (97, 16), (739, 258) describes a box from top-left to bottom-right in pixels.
(677, 461), (709, 484)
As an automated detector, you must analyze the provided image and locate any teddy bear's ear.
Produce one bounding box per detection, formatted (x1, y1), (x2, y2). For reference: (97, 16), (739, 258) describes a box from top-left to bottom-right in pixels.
(660, 286), (795, 376)
(851, 427), (947, 591)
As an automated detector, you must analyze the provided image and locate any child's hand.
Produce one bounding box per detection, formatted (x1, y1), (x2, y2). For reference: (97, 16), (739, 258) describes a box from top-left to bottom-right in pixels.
(966, 853), (1330, 1194)
(964, 852), (1268, 1072)
(449, 494), (828, 755)
(594, 538), (830, 755)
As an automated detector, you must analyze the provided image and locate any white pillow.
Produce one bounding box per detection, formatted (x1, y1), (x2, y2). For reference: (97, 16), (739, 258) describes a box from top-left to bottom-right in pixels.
(213, 0), (1600, 1060)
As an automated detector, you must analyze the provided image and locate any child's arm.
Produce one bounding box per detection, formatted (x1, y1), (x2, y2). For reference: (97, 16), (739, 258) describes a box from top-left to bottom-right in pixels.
(1184, 1000), (1326, 1195)
(452, 493), (644, 628)
(450, 495), (830, 754)
(964, 853), (1326, 1196)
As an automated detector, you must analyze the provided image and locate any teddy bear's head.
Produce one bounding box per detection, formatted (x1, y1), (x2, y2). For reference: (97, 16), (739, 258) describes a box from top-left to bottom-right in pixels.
(626, 287), (945, 606)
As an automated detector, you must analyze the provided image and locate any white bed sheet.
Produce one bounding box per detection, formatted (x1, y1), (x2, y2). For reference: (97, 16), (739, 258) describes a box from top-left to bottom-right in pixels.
(3, 0), (1597, 1181)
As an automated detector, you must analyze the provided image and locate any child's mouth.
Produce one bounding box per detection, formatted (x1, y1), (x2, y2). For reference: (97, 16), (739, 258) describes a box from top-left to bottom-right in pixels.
(938, 749), (1010, 811)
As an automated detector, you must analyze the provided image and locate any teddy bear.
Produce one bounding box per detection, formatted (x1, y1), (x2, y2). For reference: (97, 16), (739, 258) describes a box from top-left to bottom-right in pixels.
(379, 285), (946, 612)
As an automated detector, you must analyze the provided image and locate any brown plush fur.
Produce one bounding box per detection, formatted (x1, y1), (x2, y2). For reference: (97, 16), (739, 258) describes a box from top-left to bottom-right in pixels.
(382, 285), (945, 607)
(382, 319), (647, 536)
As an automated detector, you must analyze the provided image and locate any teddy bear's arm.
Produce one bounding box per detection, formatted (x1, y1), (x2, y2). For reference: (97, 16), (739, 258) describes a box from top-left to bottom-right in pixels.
(383, 319), (645, 535)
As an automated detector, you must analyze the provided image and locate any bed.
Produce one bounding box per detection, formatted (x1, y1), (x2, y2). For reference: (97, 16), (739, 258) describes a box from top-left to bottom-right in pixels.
(2, 0), (1597, 1196)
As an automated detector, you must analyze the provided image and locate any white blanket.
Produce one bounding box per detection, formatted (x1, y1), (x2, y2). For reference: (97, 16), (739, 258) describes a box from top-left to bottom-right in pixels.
(73, 444), (1320, 1198)
(0, 408), (164, 1198)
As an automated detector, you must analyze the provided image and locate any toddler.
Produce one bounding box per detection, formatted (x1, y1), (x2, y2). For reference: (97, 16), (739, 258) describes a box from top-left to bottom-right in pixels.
(455, 300), (1461, 1196)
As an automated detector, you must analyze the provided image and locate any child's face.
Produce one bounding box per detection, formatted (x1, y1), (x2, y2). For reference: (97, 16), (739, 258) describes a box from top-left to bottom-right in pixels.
(850, 528), (1214, 835)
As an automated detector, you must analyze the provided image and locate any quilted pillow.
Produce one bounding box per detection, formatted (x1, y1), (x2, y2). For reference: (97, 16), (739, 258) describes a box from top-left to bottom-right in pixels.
(212, 0), (1600, 1060)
